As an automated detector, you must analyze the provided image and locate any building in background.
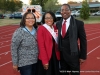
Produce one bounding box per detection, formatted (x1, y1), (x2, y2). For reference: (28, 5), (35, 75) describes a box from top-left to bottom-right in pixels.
(70, 2), (100, 13)
(83, 0), (99, 2)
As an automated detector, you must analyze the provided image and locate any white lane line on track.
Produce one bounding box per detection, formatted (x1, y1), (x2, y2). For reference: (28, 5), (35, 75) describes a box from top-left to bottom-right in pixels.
(0, 29), (16, 34)
(0, 37), (11, 39)
(0, 41), (11, 47)
(86, 32), (100, 36)
(85, 27), (99, 30)
(0, 27), (18, 32)
(87, 45), (100, 55)
(0, 34), (12, 40)
(0, 40), (11, 42)
(0, 61), (12, 67)
(0, 44), (100, 67)
(0, 30), (100, 67)
(0, 30), (99, 42)
(0, 45), (10, 48)
(87, 36), (100, 42)
(0, 42), (3, 45)
(0, 25), (19, 30)
(0, 45), (100, 67)
(0, 33), (12, 37)
(78, 36), (100, 46)
(0, 51), (10, 56)
(0, 36), (100, 49)
(86, 29), (100, 32)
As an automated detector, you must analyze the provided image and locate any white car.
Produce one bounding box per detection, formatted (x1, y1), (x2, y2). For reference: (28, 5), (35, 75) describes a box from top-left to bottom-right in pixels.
(91, 11), (100, 16)
(71, 10), (80, 17)
(71, 10), (77, 16)
(55, 11), (62, 21)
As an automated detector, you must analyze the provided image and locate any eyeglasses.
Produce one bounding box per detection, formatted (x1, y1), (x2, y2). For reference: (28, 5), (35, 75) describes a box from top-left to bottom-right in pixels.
(45, 17), (53, 20)
(61, 9), (70, 12)
(26, 18), (35, 20)
(27, 9), (35, 13)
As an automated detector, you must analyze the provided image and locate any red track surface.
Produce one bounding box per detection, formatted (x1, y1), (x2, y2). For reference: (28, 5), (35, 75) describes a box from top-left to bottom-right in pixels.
(0, 24), (100, 75)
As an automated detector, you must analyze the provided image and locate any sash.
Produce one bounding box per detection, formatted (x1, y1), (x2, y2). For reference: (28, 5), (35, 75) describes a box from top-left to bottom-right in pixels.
(43, 24), (58, 44)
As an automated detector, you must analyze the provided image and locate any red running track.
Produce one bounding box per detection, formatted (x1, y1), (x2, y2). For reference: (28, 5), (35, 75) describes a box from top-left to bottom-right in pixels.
(0, 24), (100, 75)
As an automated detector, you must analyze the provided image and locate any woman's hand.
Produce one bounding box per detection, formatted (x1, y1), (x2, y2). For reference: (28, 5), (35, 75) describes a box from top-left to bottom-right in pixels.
(13, 65), (18, 71)
(43, 63), (49, 70)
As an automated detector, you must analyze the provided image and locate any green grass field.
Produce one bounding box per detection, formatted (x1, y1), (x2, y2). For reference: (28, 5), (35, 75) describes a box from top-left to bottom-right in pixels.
(0, 18), (21, 26)
(0, 16), (100, 27)
(76, 16), (100, 24)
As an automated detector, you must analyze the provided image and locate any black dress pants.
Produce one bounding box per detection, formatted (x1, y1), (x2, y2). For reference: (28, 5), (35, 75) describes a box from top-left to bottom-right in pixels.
(60, 53), (80, 75)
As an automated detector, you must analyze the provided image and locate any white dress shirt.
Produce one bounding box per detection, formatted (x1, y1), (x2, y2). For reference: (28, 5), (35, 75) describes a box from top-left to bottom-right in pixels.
(61, 16), (71, 35)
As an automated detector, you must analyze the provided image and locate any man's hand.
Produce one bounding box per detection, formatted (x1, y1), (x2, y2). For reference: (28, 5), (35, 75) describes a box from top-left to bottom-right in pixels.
(80, 59), (85, 65)
(43, 63), (49, 70)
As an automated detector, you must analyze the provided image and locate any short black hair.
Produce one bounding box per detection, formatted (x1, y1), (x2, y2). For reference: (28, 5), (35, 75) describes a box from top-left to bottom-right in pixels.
(41, 11), (56, 24)
(20, 12), (37, 29)
(61, 4), (71, 10)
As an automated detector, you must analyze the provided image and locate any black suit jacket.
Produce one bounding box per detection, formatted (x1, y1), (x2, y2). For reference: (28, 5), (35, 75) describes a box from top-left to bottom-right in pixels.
(56, 17), (87, 60)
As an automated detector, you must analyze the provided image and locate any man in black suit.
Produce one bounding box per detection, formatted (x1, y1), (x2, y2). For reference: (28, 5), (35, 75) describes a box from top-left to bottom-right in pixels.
(56, 4), (87, 75)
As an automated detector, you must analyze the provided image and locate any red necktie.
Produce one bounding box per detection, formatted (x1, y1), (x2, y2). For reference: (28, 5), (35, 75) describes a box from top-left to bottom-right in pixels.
(62, 20), (66, 38)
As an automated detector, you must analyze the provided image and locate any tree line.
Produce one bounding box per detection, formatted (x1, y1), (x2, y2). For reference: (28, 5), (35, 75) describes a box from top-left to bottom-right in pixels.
(0, 0), (23, 13)
(30, 0), (60, 12)
(0, 0), (59, 13)
(30, 0), (90, 19)
(0, 0), (90, 20)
